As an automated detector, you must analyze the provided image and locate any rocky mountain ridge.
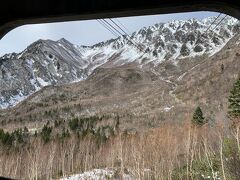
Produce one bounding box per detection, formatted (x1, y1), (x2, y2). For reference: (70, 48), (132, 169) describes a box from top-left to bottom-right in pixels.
(0, 15), (239, 109)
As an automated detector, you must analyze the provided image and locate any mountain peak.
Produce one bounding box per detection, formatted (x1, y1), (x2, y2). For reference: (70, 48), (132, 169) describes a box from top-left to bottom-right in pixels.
(57, 38), (72, 44)
(26, 39), (52, 49)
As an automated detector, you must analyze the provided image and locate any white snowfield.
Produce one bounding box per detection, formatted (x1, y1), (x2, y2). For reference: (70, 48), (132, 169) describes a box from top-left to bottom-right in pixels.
(60, 169), (114, 180)
(60, 168), (134, 180)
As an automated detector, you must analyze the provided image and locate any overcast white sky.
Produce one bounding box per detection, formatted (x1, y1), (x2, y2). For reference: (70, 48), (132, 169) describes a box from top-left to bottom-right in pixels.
(0, 11), (220, 56)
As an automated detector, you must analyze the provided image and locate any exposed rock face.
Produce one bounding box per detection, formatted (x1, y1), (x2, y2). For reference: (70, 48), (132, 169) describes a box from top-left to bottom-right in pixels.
(180, 44), (190, 56)
(0, 39), (89, 108)
(0, 16), (239, 109)
(194, 45), (203, 52)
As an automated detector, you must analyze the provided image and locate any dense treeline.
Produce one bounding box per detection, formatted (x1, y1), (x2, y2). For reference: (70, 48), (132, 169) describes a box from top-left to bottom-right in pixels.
(0, 114), (119, 147)
(0, 127), (29, 146)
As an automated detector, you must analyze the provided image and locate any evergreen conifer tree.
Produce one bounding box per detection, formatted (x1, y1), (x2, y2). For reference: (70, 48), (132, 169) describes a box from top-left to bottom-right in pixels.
(228, 78), (240, 120)
(192, 106), (205, 125)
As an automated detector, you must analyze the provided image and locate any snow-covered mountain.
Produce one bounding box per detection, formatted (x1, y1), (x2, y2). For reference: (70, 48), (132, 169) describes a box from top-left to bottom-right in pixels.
(0, 38), (89, 108)
(0, 16), (239, 109)
(85, 16), (239, 66)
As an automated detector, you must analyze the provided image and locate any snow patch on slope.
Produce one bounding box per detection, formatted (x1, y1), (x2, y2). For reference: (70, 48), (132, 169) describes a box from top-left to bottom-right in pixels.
(60, 169), (114, 180)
